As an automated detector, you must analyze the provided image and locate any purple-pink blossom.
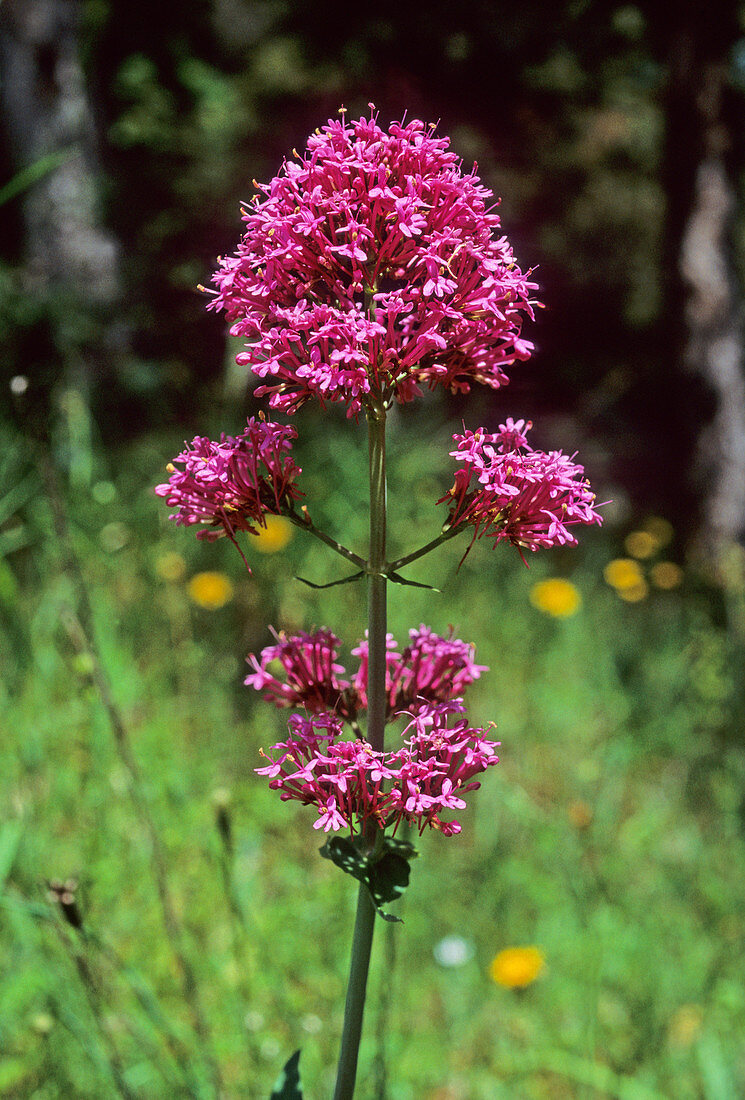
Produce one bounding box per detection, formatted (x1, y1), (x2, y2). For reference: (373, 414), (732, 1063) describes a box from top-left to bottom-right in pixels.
(353, 626), (487, 714)
(245, 628), (352, 715)
(439, 419), (603, 556)
(256, 702), (499, 835)
(209, 109), (538, 416)
(246, 625), (487, 722)
(155, 417), (302, 558)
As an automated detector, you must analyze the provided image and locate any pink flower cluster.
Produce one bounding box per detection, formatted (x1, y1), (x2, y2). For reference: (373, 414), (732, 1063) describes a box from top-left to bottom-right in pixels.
(155, 417), (302, 552)
(439, 419), (603, 555)
(256, 702), (499, 835)
(245, 628), (351, 714)
(209, 109), (537, 416)
(246, 625), (486, 722)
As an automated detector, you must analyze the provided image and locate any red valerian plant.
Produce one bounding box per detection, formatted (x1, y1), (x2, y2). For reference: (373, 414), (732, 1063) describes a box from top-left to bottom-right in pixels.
(157, 107), (603, 1100)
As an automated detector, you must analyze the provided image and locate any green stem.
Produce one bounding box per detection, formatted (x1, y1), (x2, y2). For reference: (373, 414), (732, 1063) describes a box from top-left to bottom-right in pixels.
(366, 402), (388, 755)
(332, 885), (377, 1100)
(332, 399), (387, 1100)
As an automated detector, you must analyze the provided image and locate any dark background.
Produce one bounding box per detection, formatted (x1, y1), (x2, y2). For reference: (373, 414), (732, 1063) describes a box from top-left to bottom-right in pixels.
(2, 0), (745, 558)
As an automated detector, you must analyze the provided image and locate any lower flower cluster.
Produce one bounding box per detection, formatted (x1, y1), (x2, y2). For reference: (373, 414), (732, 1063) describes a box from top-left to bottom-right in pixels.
(250, 626), (497, 836)
(256, 702), (500, 835)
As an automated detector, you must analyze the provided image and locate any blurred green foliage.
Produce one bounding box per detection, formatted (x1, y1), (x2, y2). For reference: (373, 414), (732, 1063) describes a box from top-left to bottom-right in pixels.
(1, 405), (745, 1097)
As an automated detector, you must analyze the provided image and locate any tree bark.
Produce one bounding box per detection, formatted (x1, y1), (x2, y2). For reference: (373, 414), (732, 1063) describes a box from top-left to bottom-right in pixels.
(659, 1), (745, 569)
(0, 0), (119, 302)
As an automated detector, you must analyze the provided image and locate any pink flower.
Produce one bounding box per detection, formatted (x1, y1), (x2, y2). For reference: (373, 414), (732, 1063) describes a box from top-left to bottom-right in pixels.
(245, 628), (352, 714)
(392, 702), (500, 836)
(155, 417), (302, 561)
(388, 625), (488, 712)
(256, 702), (499, 836)
(246, 625), (487, 722)
(439, 420), (603, 556)
(209, 109), (538, 416)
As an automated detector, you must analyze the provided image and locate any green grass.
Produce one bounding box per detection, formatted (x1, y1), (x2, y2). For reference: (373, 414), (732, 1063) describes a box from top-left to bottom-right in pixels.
(2, 408), (745, 1098)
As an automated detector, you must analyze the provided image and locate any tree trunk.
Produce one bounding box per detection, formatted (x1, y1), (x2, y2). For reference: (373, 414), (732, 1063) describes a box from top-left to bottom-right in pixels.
(660, 1), (745, 571)
(0, 0), (119, 301)
(679, 77), (745, 567)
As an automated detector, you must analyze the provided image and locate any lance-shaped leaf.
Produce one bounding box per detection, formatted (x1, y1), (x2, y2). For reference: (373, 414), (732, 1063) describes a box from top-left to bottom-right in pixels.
(320, 835), (417, 922)
(269, 1050), (303, 1099)
(295, 570), (364, 590)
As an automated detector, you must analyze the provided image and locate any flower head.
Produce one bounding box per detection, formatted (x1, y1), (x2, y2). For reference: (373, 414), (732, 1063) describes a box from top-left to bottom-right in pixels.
(245, 628), (351, 713)
(529, 578), (582, 618)
(248, 514), (294, 553)
(187, 571), (234, 610)
(440, 420), (603, 557)
(210, 109), (538, 416)
(650, 561), (683, 589)
(489, 946), (545, 990)
(155, 417), (302, 566)
(603, 558), (643, 590)
(387, 625), (488, 711)
(256, 700), (499, 836)
(624, 529), (658, 560)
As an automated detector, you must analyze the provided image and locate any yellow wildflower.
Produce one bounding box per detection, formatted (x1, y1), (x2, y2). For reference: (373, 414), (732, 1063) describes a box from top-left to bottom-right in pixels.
(188, 571), (234, 610)
(155, 551), (187, 582)
(529, 578), (581, 618)
(650, 562), (683, 590)
(248, 515), (293, 554)
(603, 558), (643, 590)
(624, 530), (658, 559)
(489, 946), (545, 990)
(642, 516), (674, 548)
(617, 579), (649, 603)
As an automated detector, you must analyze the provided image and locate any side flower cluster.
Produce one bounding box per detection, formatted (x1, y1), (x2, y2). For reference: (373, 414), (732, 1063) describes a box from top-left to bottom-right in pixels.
(209, 109), (537, 415)
(155, 417), (302, 558)
(245, 628), (352, 714)
(439, 419), (603, 555)
(246, 625), (486, 723)
(256, 702), (499, 835)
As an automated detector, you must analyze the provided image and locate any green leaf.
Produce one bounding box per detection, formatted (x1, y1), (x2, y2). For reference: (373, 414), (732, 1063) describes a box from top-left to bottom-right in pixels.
(386, 570), (439, 591)
(0, 820), (23, 891)
(295, 570), (364, 590)
(269, 1050), (303, 1099)
(0, 149), (74, 207)
(320, 835), (417, 922)
(697, 1032), (737, 1100)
